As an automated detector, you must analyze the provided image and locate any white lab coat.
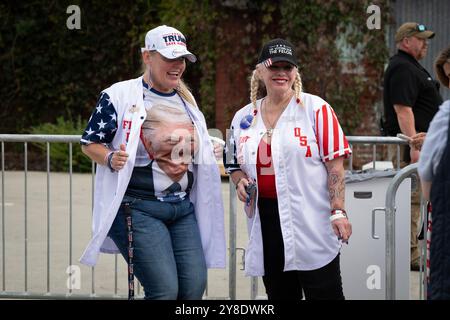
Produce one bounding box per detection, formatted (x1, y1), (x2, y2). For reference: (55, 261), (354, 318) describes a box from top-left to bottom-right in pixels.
(229, 93), (351, 276)
(79, 76), (226, 269)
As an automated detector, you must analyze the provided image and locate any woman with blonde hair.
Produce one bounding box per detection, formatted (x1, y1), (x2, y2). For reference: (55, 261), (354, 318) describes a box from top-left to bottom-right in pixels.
(225, 38), (352, 300)
(79, 25), (225, 300)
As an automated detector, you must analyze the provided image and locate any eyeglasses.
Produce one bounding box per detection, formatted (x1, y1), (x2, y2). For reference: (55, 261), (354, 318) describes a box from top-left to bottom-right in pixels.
(416, 24), (427, 32)
(268, 65), (295, 72)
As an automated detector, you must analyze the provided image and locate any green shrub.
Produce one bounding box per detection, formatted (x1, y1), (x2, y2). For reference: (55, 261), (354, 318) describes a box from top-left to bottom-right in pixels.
(30, 117), (92, 173)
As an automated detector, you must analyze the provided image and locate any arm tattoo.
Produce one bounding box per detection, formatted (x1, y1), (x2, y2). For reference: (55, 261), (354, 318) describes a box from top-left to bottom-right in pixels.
(326, 163), (345, 205)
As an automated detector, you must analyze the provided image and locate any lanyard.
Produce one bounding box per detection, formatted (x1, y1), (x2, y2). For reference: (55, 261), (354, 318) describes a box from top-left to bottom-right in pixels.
(123, 203), (134, 300)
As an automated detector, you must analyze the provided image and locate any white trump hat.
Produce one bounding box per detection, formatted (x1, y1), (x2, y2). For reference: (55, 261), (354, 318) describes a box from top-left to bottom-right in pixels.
(141, 25), (197, 63)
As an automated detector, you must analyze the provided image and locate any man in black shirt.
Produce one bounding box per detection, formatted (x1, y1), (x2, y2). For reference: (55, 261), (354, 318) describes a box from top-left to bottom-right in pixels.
(383, 22), (443, 271)
(384, 22), (443, 162)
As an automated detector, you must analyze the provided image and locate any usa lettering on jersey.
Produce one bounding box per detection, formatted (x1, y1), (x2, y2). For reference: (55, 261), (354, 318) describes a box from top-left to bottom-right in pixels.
(294, 127), (312, 158)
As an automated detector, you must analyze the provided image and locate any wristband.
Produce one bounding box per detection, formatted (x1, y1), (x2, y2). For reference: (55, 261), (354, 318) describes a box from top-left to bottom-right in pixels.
(331, 209), (347, 216)
(330, 213), (347, 222)
(105, 151), (115, 172)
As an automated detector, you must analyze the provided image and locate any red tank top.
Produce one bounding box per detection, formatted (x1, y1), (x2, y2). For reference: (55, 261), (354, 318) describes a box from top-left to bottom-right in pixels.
(256, 138), (277, 199)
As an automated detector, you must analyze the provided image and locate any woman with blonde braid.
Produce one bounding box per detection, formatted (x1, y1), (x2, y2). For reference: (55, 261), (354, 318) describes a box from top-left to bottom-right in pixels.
(224, 38), (352, 300)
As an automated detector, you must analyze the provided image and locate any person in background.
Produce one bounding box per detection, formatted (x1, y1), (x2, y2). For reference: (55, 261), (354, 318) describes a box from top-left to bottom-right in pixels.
(382, 22), (443, 271)
(418, 45), (450, 299)
(225, 38), (352, 300)
(79, 25), (226, 299)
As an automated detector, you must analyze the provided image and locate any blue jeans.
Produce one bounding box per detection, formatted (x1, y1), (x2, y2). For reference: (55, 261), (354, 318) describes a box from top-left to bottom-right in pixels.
(108, 195), (207, 300)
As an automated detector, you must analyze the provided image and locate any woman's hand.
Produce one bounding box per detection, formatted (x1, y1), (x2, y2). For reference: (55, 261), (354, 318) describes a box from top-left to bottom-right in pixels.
(110, 144), (129, 171)
(210, 136), (225, 161)
(230, 171), (253, 203)
(331, 217), (352, 243)
(235, 176), (251, 203)
(213, 142), (223, 161)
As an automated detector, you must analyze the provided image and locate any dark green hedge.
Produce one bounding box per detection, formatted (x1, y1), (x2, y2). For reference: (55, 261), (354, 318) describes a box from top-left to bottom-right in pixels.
(1, 0), (389, 136)
(1, 1), (161, 133)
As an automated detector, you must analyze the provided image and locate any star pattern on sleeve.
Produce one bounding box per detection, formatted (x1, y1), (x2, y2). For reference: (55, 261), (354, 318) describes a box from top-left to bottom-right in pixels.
(96, 132), (106, 140)
(97, 119), (107, 130)
(85, 127), (95, 136)
(80, 92), (118, 145)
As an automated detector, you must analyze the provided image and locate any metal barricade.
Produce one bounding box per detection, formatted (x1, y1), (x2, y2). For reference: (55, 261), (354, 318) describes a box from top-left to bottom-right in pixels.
(378, 163), (423, 300)
(246, 136), (426, 300)
(0, 134), (427, 299)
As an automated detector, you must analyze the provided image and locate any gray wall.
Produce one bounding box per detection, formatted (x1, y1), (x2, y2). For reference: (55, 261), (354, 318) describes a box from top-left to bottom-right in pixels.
(388, 0), (450, 101)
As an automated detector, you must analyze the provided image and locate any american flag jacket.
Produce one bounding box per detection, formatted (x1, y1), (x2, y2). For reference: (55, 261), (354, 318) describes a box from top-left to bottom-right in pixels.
(79, 76), (226, 269)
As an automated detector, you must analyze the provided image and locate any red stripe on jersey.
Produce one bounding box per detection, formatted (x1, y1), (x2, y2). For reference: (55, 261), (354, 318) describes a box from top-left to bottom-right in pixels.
(330, 107), (350, 153)
(315, 108), (321, 155)
(331, 108), (339, 153)
(321, 105), (329, 158)
(343, 135), (349, 150)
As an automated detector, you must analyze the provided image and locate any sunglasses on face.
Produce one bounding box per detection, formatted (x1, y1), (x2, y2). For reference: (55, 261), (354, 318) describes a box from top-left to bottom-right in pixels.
(268, 65), (295, 72)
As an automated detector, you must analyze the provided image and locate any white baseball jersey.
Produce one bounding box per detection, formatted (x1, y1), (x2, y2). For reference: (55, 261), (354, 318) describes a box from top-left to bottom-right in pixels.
(225, 93), (351, 276)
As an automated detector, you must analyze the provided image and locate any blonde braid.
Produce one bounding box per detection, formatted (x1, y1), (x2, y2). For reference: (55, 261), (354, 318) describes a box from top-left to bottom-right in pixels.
(250, 70), (259, 110)
(294, 71), (303, 106)
(176, 80), (198, 108)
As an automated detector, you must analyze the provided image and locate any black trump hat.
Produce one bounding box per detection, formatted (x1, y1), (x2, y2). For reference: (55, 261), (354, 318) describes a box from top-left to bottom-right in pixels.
(257, 38), (298, 68)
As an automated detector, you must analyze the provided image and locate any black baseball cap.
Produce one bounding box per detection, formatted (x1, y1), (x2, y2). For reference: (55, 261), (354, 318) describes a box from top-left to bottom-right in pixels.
(257, 38), (298, 68)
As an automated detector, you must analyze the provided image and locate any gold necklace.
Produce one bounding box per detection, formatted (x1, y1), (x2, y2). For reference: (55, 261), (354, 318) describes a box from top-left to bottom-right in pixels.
(262, 96), (291, 138)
